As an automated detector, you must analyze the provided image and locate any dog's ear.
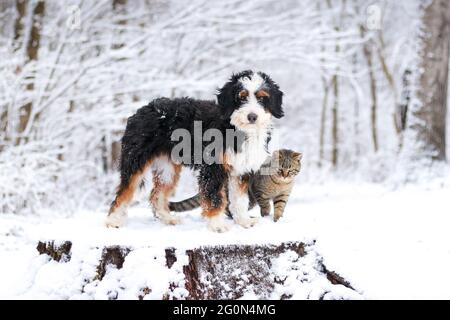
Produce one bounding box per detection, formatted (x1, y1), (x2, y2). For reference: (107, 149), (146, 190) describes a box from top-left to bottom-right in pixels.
(269, 86), (284, 119)
(217, 81), (236, 110)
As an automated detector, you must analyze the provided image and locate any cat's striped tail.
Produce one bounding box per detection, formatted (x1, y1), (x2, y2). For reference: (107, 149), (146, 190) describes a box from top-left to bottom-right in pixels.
(168, 194), (201, 212)
(169, 192), (257, 217)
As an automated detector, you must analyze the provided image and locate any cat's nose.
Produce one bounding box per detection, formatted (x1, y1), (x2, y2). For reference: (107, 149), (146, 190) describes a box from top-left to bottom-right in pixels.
(247, 113), (258, 124)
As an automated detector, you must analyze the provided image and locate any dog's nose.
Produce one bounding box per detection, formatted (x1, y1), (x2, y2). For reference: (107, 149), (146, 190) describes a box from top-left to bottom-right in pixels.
(247, 113), (258, 124)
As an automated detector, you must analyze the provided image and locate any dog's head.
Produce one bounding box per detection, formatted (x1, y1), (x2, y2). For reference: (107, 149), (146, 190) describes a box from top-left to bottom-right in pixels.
(217, 70), (284, 132)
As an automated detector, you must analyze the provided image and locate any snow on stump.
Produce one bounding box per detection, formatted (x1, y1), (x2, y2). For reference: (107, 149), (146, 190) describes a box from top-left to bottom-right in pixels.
(35, 240), (361, 300)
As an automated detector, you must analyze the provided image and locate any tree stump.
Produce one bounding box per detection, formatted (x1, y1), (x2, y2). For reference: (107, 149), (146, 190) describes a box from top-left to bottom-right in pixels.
(36, 240), (360, 300)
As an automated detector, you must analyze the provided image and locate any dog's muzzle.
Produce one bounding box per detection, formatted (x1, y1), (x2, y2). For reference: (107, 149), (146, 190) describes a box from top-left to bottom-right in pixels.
(247, 112), (258, 124)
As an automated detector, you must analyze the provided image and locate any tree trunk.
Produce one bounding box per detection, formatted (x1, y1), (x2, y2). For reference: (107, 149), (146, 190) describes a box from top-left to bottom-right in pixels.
(319, 77), (329, 167)
(18, 0), (45, 144)
(331, 73), (339, 167)
(351, 52), (361, 162)
(103, 0), (128, 172)
(14, 0), (26, 47)
(1, 0), (27, 146)
(410, 0), (449, 160)
(327, 0), (340, 168)
(396, 69), (412, 152)
(359, 24), (379, 153)
(113, 0), (127, 11)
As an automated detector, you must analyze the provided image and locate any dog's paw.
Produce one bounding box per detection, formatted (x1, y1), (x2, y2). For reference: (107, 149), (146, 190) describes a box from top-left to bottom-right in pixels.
(105, 213), (126, 228)
(160, 215), (181, 225)
(208, 216), (231, 233)
(234, 216), (259, 228)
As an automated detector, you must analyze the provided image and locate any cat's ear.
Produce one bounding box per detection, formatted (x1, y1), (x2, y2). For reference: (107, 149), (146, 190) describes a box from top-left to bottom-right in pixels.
(293, 152), (303, 161)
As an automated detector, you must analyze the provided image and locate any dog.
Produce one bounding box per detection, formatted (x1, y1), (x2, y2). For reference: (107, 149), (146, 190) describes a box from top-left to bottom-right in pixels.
(105, 70), (284, 232)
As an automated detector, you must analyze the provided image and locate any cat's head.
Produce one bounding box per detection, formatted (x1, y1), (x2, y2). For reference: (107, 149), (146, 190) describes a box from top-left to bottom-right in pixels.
(272, 149), (302, 178)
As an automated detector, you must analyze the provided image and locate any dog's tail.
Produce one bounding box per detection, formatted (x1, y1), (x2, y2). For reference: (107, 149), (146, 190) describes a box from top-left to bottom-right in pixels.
(169, 194), (201, 212)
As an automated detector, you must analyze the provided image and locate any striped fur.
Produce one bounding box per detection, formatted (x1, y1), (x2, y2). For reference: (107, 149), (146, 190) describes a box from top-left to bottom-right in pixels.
(169, 149), (301, 221)
(169, 194), (201, 212)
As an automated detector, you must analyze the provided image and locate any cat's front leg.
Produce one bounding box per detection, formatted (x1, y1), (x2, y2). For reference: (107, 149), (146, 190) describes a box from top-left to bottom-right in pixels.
(252, 187), (271, 217)
(273, 194), (288, 222)
(258, 198), (271, 217)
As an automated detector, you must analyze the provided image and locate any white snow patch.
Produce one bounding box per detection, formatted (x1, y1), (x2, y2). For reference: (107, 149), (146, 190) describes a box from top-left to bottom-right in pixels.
(1, 179), (450, 299)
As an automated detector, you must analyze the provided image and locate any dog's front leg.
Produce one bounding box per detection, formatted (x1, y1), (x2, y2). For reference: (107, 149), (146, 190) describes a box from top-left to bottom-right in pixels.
(228, 175), (259, 228)
(199, 165), (231, 232)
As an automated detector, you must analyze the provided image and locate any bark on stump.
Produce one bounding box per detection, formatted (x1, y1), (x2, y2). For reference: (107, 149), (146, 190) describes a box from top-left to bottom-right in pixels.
(36, 240), (356, 299)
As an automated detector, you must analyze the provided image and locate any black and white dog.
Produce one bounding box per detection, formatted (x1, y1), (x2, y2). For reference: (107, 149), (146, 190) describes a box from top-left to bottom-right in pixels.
(105, 70), (284, 232)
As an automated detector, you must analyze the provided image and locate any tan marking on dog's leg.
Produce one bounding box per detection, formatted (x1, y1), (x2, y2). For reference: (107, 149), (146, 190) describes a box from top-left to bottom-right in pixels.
(106, 172), (142, 228)
(150, 159), (181, 225)
(219, 152), (232, 172)
(106, 159), (155, 228)
(200, 188), (230, 233)
(228, 175), (259, 228)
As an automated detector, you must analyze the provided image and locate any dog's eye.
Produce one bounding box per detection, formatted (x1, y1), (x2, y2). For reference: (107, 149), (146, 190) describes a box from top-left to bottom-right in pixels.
(238, 90), (248, 100)
(255, 90), (270, 101)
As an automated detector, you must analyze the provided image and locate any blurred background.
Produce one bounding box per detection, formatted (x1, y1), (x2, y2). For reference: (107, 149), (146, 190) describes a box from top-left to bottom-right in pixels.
(0, 0), (448, 216)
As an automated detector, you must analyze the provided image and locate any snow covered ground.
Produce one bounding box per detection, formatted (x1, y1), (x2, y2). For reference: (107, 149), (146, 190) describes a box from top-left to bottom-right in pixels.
(1, 170), (449, 299)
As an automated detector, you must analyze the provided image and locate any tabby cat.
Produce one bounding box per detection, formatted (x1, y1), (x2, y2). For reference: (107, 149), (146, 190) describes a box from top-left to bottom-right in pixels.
(169, 149), (302, 222)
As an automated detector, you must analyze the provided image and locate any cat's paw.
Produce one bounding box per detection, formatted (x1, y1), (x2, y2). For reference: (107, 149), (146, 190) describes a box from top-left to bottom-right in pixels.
(260, 210), (270, 217)
(273, 214), (283, 222)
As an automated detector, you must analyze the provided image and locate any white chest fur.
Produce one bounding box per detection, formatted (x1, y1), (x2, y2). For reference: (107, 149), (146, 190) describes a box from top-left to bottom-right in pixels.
(225, 129), (269, 176)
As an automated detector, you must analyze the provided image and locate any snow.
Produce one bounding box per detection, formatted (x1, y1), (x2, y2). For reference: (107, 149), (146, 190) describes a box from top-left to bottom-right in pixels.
(1, 175), (449, 299)
(81, 247), (189, 300)
(270, 247), (361, 300)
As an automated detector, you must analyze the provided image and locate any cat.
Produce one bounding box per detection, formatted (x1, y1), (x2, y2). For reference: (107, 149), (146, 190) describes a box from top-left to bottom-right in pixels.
(169, 149), (302, 222)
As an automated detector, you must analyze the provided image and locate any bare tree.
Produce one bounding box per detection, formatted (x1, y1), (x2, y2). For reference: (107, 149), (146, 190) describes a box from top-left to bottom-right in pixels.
(318, 1), (330, 167)
(18, 0), (45, 144)
(14, 0), (26, 49)
(319, 75), (330, 167)
(331, 67), (339, 167)
(105, 0), (129, 172)
(326, 0), (342, 167)
(0, 0), (27, 145)
(360, 24), (378, 152)
(408, 0), (449, 160)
